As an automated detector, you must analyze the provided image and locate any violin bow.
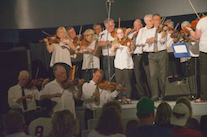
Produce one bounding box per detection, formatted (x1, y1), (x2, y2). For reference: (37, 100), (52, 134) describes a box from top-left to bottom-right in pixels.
(78, 25), (83, 43)
(174, 23), (180, 30)
(161, 13), (167, 25)
(118, 17), (121, 28)
(188, 0), (200, 19)
(42, 31), (52, 36)
(100, 73), (116, 92)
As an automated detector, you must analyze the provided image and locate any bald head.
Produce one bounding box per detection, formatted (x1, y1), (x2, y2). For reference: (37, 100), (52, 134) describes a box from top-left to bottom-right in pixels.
(19, 70), (29, 78)
(18, 70), (29, 87)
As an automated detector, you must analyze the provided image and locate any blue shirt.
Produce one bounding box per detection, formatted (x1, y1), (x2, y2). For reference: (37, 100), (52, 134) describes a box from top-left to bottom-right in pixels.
(127, 125), (173, 137)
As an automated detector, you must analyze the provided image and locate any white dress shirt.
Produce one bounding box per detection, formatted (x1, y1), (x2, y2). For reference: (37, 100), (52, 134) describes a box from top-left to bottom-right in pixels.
(8, 84), (39, 112)
(39, 79), (78, 116)
(114, 45), (134, 70)
(196, 16), (207, 53)
(166, 32), (174, 53)
(99, 29), (115, 56)
(136, 27), (167, 53)
(81, 80), (119, 110)
(82, 41), (100, 70)
(50, 39), (72, 67)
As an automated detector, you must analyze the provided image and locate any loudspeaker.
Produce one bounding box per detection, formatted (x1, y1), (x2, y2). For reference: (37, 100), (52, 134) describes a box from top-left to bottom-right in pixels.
(0, 49), (32, 114)
(164, 77), (196, 101)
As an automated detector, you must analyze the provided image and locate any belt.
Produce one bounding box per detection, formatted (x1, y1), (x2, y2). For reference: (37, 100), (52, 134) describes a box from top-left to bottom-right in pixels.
(133, 53), (142, 56)
(149, 50), (166, 53)
(104, 56), (115, 58)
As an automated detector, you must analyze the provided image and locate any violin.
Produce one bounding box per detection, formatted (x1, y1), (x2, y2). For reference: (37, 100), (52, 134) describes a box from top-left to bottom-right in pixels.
(98, 81), (127, 90)
(40, 35), (61, 44)
(73, 35), (84, 47)
(26, 78), (44, 89)
(111, 30), (116, 37)
(80, 39), (90, 47)
(157, 24), (168, 33)
(119, 37), (133, 47)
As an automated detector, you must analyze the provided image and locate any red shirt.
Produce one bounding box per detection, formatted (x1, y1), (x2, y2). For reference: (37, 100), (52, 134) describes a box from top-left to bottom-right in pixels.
(171, 127), (203, 137)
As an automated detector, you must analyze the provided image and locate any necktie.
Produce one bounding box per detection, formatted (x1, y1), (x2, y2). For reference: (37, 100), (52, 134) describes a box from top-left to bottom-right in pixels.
(94, 84), (100, 106)
(22, 87), (28, 110)
(154, 29), (158, 52)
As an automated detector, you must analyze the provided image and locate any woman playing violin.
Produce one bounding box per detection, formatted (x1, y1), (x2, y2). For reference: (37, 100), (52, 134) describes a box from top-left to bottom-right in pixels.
(44, 26), (79, 67)
(110, 28), (134, 104)
(79, 29), (100, 81)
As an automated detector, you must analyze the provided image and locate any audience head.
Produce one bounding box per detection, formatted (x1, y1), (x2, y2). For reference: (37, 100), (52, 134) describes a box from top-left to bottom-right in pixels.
(176, 96), (192, 117)
(93, 23), (102, 36)
(18, 70), (29, 87)
(155, 102), (172, 126)
(40, 98), (57, 116)
(102, 100), (122, 114)
(3, 112), (25, 135)
(84, 29), (96, 43)
(144, 14), (153, 28)
(170, 103), (190, 126)
(136, 98), (156, 120)
(125, 119), (140, 135)
(133, 19), (143, 31)
(49, 110), (79, 137)
(104, 18), (115, 33)
(66, 26), (76, 39)
(57, 26), (69, 39)
(9, 107), (24, 116)
(93, 69), (104, 84)
(153, 13), (161, 27)
(95, 106), (124, 136)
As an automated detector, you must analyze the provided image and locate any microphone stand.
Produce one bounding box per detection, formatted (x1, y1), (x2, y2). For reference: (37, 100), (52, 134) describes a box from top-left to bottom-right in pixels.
(106, 0), (112, 81)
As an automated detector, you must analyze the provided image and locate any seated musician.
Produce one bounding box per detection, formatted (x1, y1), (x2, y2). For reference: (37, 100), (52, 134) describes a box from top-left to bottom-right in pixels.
(110, 28), (134, 104)
(8, 70), (42, 125)
(81, 69), (122, 129)
(44, 26), (78, 67)
(81, 69), (122, 110)
(39, 63), (84, 117)
(79, 29), (100, 81)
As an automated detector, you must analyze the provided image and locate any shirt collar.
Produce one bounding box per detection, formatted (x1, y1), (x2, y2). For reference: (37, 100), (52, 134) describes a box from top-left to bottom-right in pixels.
(17, 84), (22, 90)
(91, 80), (96, 85)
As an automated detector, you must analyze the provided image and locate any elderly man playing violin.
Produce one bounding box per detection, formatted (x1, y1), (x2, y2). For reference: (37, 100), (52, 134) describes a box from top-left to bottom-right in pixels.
(80, 69), (122, 129)
(8, 70), (44, 125)
(39, 63), (84, 117)
(98, 18), (116, 82)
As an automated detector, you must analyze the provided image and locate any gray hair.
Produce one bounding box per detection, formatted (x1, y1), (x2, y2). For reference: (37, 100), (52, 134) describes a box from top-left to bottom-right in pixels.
(165, 19), (174, 26)
(181, 21), (191, 29)
(144, 14), (153, 21)
(103, 18), (114, 25)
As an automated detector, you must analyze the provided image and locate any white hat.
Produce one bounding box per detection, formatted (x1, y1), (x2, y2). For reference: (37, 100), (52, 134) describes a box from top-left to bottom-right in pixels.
(170, 103), (190, 126)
